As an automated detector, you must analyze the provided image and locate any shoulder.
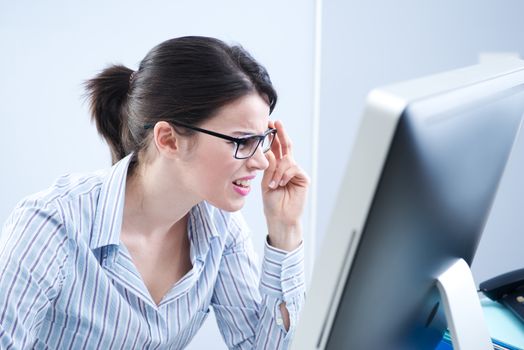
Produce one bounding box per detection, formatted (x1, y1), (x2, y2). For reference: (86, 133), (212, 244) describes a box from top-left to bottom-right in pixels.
(41, 170), (107, 206)
(2, 169), (107, 251)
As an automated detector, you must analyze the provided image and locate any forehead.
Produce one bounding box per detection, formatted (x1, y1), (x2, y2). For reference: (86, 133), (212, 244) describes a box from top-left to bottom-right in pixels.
(204, 94), (270, 133)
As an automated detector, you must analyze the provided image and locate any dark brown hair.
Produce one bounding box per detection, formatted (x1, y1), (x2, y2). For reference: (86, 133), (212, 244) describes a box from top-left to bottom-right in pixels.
(85, 36), (277, 165)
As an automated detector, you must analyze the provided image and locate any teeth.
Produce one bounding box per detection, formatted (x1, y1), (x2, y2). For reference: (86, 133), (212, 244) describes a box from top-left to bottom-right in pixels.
(234, 179), (251, 187)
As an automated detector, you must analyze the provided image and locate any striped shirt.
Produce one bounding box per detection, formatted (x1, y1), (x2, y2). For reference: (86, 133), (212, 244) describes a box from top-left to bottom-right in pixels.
(0, 154), (305, 349)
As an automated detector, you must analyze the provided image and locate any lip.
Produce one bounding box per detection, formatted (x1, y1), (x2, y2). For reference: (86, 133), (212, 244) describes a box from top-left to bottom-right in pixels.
(234, 175), (256, 182)
(233, 183), (251, 196)
(232, 175), (256, 196)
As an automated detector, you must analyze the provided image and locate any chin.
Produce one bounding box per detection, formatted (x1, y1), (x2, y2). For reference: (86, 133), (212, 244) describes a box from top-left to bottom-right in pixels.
(223, 202), (245, 213)
(210, 198), (245, 213)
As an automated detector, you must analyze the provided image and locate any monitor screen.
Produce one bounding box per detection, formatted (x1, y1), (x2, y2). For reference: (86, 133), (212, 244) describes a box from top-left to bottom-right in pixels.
(292, 60), (524, 349)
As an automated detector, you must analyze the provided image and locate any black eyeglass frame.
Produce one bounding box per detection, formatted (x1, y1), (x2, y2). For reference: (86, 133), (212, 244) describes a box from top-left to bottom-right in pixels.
(144, 121), (277, 159)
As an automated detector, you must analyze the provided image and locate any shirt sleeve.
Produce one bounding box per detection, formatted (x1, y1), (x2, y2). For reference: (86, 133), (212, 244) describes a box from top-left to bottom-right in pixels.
(0, 200), (69, 349)
(211, 212), (306, 350)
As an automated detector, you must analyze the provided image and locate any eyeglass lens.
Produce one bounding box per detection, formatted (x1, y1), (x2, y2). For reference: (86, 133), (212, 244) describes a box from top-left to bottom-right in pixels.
(236, 132), (275, 158)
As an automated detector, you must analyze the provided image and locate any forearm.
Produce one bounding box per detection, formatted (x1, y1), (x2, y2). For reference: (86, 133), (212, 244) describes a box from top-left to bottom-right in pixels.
(258, 239), (305, 346)
(266, 222), (303, 331)
(213, 211), (305, 349)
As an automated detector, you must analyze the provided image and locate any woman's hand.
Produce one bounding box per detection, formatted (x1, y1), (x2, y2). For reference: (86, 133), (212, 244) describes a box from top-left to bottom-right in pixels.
(261, 120), (309, 251)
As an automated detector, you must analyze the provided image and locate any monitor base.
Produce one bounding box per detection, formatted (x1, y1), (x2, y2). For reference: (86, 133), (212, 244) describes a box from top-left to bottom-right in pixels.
(436, 258), (492, 349)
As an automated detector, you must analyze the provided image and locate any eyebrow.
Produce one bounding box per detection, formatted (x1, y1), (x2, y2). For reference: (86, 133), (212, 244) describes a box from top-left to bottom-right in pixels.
(231, 131), (257, 137)
(231, 129), (270, 137)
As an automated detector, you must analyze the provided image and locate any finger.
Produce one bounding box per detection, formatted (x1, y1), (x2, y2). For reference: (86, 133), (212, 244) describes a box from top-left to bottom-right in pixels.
(271, 128), (283, 160)
(274, 120), (293, 157)
(269, 155), (295, 188)
(261, 150), (277, 189)
(279, 165), (310, 188)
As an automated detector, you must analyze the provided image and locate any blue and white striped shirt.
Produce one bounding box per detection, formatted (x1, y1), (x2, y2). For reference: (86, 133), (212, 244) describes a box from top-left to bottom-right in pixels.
(0, 154), (305, 349)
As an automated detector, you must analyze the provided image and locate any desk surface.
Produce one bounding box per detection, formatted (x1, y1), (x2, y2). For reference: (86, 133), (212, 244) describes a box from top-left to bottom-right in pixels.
(439, 297), (524, 349)
(481, 297), (524, 348)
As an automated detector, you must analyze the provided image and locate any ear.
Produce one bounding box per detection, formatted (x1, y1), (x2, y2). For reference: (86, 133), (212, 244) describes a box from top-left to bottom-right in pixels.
(152, 121), (179, 157)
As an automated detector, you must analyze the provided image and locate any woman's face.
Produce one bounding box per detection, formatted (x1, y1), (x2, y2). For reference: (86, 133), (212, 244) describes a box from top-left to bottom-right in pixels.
(182, 93), (271, 212)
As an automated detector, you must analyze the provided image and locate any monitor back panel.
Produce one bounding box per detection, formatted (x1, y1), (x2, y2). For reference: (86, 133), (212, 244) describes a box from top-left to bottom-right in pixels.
(326, 85), (524, 349)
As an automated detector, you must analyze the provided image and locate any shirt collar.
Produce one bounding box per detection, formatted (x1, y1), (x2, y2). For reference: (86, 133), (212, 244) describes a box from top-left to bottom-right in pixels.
(187, 202), (221, 262)
(90, 154), (134, 250)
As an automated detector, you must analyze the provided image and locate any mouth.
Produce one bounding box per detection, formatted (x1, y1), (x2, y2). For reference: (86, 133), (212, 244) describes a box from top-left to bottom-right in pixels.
(232, 178), (251, 188)
(232, 176), (255, 196)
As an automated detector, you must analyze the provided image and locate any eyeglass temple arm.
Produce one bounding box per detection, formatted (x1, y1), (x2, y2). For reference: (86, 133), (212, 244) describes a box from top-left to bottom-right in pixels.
(144, 121), (276, 143)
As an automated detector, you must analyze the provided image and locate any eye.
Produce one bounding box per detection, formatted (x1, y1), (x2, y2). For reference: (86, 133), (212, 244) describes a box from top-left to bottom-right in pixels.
(237, 140), (251, 150)
(239, 136), (259, 150)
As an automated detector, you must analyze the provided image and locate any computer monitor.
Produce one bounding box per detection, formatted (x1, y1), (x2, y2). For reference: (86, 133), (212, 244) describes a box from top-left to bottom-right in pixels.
(292, 59), (524, 349)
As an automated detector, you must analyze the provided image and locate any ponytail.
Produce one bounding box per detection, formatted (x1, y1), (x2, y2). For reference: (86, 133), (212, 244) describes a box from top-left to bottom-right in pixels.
(85, 65), (133, 164)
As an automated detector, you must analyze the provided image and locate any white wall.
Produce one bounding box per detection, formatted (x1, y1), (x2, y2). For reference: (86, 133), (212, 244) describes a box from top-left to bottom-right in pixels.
(0, 1), (316, 348)
(317, 0), (524, 284)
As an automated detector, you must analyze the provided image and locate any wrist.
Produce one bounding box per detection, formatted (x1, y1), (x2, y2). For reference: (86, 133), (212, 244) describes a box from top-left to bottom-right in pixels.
(267, 221), (302, 252)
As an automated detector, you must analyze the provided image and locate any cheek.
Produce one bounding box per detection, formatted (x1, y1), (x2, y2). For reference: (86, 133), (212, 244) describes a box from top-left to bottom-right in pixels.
(198, 153), (240, 186)
(191, 141), (244, 190)
(213, 160), (241, 182)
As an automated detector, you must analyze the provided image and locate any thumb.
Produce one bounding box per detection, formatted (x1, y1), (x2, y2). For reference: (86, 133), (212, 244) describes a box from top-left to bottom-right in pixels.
(261, 150), (277, 190)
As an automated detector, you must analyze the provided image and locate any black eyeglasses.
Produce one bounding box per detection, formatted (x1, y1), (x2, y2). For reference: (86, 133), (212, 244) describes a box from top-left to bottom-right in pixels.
(144, 121), (277, 159)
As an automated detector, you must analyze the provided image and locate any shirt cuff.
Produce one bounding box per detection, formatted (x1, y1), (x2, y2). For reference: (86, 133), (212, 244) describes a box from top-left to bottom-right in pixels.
(260, 237), (305, 302)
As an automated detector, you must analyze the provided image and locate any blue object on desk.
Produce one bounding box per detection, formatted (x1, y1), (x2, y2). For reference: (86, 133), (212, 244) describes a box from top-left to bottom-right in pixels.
(436, 338), (453, 350)
(482, 297), (524, 349)
(439, 331), (521, 350)
(436, 297), (524, 349)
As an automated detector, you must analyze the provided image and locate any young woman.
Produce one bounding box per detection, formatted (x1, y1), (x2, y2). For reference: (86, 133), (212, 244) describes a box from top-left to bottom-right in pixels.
(0, 36), (308, 349)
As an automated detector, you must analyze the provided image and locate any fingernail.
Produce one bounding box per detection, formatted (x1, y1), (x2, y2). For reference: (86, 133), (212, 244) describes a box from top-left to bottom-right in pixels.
(269, 181), (276, 189)
(279, 180), (285, 186)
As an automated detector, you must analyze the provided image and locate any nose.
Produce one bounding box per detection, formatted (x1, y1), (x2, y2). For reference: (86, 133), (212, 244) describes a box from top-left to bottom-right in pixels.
(246, 144), (269, 171)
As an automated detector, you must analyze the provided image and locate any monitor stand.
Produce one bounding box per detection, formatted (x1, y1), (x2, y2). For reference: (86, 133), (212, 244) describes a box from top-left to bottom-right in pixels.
(436, 258), (492, 349)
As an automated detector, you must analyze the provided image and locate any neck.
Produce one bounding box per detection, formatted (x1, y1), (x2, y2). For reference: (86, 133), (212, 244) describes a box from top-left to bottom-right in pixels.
(122, 156), (200, 238)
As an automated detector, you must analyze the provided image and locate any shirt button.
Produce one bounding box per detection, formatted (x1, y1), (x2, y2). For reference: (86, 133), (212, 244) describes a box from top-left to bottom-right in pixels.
(276, 318), (283, 326)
